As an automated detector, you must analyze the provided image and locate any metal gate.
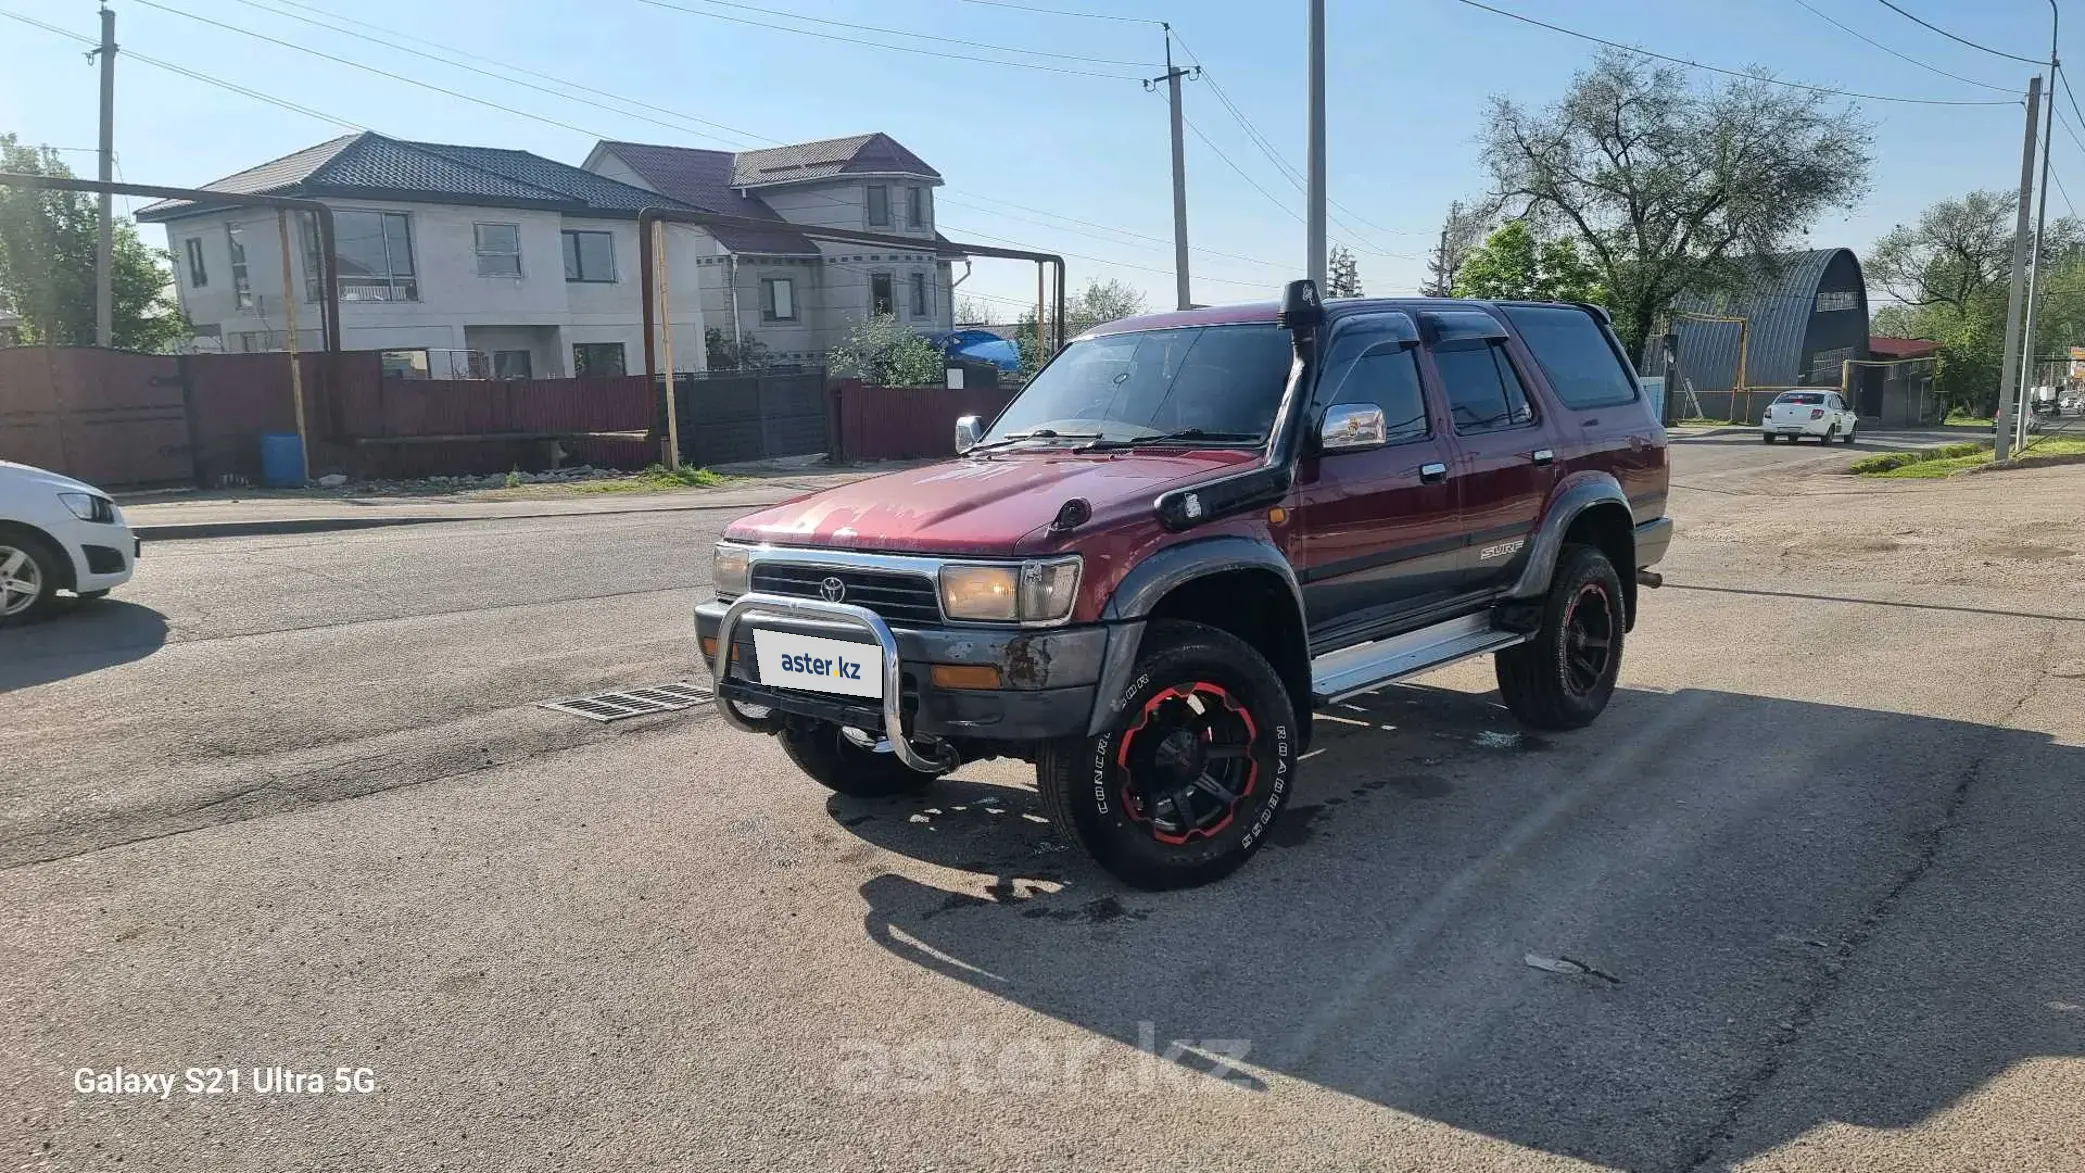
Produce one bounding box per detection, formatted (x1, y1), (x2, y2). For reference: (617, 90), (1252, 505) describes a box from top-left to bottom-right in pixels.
(663, 369), (830, 466)
(0, 346), (192, 487)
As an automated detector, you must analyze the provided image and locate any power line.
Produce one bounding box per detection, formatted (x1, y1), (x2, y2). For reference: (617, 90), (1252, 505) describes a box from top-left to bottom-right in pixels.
(1452, 0), (2021, 105)
(635, 0), (1155, 67)
(940, 220), (1277, 287)
(1787, 0), (2016, 93)
(951, 0), (1164, 24)
(939, 193), (1290, 269)
(631, 0), (1144, 80)
(2059, 67), (2085, 156)
(1871, 0), (2045, 66)
(1181, 117), (1301, 226)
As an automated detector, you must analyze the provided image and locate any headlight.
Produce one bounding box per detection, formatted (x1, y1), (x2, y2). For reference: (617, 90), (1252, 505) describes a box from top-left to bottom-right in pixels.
(939, 556), (1081, 623)
(57, 492), (114, 523)
(713, 543), (751, 596)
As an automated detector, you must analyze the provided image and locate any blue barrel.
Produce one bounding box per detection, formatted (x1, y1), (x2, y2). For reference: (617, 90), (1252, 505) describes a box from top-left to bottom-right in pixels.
(259, 432), (306, 487)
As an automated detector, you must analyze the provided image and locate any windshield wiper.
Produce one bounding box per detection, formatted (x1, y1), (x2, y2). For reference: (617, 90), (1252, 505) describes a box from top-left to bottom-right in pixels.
(1074, 428), (1266, 452)
(965, 428), (1104, 453)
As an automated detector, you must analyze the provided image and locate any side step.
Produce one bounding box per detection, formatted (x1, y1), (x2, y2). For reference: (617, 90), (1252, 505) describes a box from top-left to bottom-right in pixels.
(1309, 613), (1530, 705)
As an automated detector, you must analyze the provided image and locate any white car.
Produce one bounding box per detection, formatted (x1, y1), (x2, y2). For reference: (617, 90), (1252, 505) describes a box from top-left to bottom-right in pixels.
(0, 460), (137, 625)
(1761, 390), (1858, 444)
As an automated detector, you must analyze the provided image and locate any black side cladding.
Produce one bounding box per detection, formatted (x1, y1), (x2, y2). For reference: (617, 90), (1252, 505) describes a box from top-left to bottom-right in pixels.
(1153, 466), (1293, 532)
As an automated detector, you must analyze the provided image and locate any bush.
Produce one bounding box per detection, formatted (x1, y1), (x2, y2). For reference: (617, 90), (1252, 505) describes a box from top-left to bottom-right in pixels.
(828, 314), (945, 386)
(1847, 442), (1987, 475)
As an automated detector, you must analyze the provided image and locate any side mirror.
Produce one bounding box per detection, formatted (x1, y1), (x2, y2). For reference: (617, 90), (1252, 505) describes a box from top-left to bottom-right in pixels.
(954, 414), (982, 453)
(1319, 403), (1387, 452)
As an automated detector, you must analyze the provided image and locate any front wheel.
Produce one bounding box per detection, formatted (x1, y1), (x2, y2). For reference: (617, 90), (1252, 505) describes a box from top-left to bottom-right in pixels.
(1494, 544), (1626, 731)
(0, 528), (63, 627)
(1036, 620), (1298, 890)
(1761, 432), (1776, 444)
(779, 721), (936, 797)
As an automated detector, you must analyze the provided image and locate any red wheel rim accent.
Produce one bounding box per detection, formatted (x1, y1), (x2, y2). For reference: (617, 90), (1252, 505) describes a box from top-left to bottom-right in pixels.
(1114, 681), (1260, 844)
(1560, 582), (1615, 697)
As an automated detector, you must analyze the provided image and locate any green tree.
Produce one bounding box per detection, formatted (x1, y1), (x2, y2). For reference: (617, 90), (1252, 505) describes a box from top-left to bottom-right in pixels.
(1326, 245), (1363, 297)
(1421, 199), (1494, 297)
(0, 134), (186, 352)
(827, 313), (944, 386)
(1452, 221), (1604, 303)
(1011, 277), (1150, 373)
(1477, 50), (1872, 354)
(703, 328), (770, 371)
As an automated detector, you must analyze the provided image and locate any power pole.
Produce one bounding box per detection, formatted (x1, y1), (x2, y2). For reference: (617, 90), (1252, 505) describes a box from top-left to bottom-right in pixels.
(1147, 27), (1198, 311)
(1996, 74), (2043, 463)
(1305, 0), (1327, 288)
(2017, 18), (2060, 453)
(92, 4), (117, 348)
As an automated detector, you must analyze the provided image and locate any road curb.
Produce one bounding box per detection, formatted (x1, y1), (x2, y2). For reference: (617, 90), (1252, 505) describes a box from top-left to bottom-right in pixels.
(132, 494), (801, 540)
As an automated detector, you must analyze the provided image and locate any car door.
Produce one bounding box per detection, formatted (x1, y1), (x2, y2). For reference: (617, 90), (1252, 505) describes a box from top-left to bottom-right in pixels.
(1418, 311), (1555, 594)
(1285, 311), (1464, 650)
(1829, 392), (1854, 431)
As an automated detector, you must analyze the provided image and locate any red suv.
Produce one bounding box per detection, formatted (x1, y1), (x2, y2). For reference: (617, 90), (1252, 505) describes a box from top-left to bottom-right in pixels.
(697, 280), (1670, 889)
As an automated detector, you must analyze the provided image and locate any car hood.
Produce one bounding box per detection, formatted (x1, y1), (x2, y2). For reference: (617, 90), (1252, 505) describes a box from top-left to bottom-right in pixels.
(0, 459), (106, 498)
(726, 449), (1263, 556)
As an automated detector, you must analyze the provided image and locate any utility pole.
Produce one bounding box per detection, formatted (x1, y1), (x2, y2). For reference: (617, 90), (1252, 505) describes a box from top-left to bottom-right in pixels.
(92, 4), (117, 348)
(2017, 11), (2060, 454)
(1996, 74), (2043, 463)
(1305, 0), (1327, 288)
(1146, 26), (1198, 311)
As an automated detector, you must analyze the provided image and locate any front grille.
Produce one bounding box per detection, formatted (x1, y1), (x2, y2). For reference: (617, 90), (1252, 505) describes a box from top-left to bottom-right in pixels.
(750, 563), (943, 626)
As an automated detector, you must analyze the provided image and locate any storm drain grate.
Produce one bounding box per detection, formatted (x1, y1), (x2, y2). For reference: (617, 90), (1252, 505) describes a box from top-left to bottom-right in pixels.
(540, 681), (713, 722)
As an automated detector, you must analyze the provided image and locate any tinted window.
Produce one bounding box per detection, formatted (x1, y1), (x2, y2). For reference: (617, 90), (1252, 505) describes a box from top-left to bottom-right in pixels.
(1316, 318), (1428, 443)
(1432, 340), (1534, 433)
(1499, 305), (1638, 410)
(1776, 392), (1825, 405)
(985, 324), (1293, 443)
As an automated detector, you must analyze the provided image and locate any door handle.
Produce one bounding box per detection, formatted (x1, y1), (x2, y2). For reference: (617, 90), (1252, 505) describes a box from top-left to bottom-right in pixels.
(1419, 462), (1448, 484)
(1580, 418), (1600, 427)
(1530, 448), (1554, 465)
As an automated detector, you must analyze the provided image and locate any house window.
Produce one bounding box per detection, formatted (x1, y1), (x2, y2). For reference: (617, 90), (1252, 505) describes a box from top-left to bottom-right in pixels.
(866, 185), (891, 228)
(475, 223), (522, 277)
(226, 223), (254, 309)
(762, 277), (796, 322)
(183, 238), (207, 287)
(906, 186), (924, 229)
(562, 230), (615, 282)
(909, 271), (929, 318)
(316, 210), (418, 302)
(492, 349), (533, 380)
(380, 349), (431, 379)
(1815, 289), (1859, 312)
(572, 342), (626, 376)
(870, 272), (894, 316)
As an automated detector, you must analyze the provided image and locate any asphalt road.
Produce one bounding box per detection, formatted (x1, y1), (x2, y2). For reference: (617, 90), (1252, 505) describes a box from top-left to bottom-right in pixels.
(4, 435), (2081, 1172)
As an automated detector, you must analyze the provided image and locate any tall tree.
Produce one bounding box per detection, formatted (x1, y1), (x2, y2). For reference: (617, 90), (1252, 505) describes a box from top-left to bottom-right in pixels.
(1015, 276), (1150, 364)
(1452, 221), (1603, 303)
(1325, 245), (1363, 297)
(1420, 200), (1491, 297)
(0, 134), (186, 352)
(1478, 50), (1871, 353)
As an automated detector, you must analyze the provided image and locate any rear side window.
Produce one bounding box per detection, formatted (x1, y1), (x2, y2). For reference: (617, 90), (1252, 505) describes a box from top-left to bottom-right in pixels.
(1500, 305), (1638, 410)
(1432, 339), (1534, 433)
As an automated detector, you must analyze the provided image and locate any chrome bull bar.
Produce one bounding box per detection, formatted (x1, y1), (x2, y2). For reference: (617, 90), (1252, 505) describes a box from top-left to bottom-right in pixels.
(709, 592), (959, 775)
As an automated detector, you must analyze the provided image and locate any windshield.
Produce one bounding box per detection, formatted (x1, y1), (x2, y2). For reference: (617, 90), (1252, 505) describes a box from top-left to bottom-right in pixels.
(1775, 392), (1825, 405)
(982, 324), (1293, 446)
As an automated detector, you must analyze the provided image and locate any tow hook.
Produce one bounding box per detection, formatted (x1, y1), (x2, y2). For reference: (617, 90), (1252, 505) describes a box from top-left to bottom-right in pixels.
(1637, 569), (1664, 588)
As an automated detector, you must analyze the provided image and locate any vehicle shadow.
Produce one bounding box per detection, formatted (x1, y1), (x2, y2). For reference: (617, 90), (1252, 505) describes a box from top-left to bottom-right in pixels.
(832, 683), (2085, 1171)
(0, 599), (169, 692)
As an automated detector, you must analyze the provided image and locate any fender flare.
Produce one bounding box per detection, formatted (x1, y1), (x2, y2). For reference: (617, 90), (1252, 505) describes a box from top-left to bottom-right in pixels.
(1504, 474), (1632, 600)
(1088, 536), (1308, 736)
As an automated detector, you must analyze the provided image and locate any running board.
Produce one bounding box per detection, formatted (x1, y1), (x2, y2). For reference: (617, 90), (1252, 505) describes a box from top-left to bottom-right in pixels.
(1310, 613), (1530, 704)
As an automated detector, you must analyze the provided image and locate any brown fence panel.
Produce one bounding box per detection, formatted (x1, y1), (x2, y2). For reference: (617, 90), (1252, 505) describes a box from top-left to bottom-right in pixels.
(0, 346), (188, 487)
(832, 380), (1016, 462)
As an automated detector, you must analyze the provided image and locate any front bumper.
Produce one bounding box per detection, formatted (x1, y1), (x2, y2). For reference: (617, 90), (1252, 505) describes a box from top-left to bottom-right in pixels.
(66, 525), (138, 592)
(696, 598), (1106, 755)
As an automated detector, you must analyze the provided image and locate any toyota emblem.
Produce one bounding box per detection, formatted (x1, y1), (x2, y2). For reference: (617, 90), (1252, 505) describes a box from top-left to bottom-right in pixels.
(818, 576), (847, 603)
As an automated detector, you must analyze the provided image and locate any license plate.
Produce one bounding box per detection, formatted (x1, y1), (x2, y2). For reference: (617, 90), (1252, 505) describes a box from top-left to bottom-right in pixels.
(753, 630), (883, 699)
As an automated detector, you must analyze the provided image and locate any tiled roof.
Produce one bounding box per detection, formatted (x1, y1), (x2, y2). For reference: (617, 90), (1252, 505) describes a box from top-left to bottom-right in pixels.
(138, 132), (695, 221)
(593, 142), (819, 254)
(731, 132), (940, 186)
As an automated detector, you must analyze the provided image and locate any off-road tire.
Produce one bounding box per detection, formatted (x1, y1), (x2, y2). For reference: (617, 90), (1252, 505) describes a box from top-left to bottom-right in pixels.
(1494, 543), (1626, 731)
(1036, 619), (1298, 891)
(0, 526), (64, 627)
(779, 721), (935, 797)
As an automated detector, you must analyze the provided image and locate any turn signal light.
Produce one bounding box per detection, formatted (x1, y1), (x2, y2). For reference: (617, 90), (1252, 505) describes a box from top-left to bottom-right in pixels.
(930, 664), (1002, 690)
(700, 637), (719, 659)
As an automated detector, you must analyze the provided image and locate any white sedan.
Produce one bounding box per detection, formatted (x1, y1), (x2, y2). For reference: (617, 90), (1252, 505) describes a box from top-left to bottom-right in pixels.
(1761, 390), (1858, 444)
(0, 460), (137, 625)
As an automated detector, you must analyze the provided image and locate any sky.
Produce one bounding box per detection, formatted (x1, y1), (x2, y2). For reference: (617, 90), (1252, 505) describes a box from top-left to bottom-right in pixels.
(0, 0), (2074, 321)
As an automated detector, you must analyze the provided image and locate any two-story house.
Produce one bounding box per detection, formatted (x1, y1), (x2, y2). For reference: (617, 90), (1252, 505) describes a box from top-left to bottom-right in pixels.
(139, 132), (714, 378)
(583, 133), (955, 362)
(142, 130), (960, 374)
